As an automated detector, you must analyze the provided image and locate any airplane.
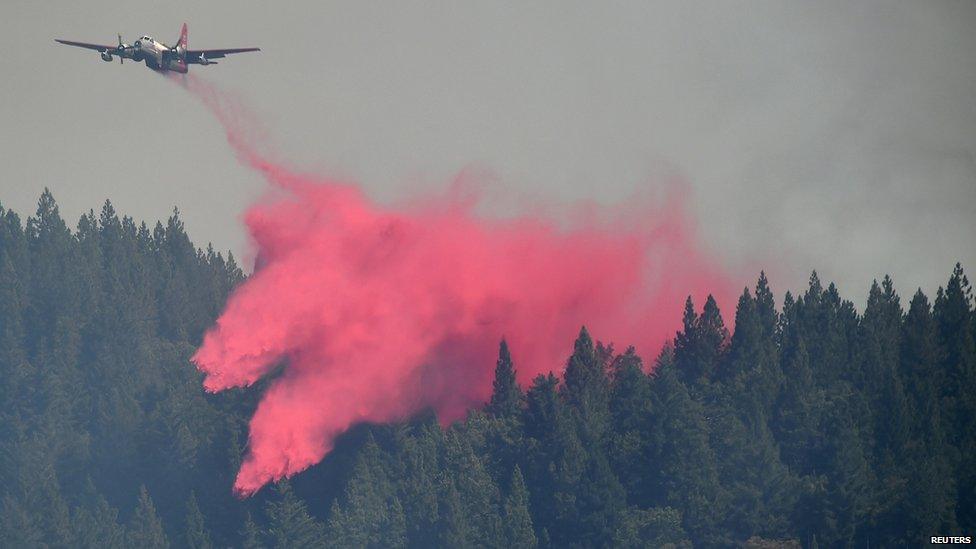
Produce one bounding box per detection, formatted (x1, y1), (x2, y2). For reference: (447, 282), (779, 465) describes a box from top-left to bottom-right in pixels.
(55, 23), (258, 73)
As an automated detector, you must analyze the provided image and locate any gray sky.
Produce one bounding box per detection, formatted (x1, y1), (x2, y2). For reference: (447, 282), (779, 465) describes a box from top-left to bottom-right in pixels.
(1, 1), (974, 307)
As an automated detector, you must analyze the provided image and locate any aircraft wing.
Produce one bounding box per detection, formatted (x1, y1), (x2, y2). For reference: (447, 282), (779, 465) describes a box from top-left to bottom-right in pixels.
(186, 47), (260, 62)
(55, 39), (114, 52)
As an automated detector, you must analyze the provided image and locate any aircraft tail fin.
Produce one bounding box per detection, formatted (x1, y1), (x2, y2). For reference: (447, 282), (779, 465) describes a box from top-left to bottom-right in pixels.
(177, 23), (187, 51)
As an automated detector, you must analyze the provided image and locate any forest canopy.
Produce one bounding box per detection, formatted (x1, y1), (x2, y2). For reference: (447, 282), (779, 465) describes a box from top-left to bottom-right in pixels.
(0, 190), (973, 547)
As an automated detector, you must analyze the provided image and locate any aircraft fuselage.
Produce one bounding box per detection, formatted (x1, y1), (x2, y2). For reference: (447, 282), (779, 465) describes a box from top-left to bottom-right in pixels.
(131, 35), (187, 73)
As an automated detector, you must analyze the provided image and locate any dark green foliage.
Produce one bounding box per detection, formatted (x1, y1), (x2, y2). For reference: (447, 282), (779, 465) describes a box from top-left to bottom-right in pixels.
(240, 513), (265, 549)
(723, 280), (782, 420)
(646, 360), (727, 546)
(71, 487), (126, 549)
(0, 192), (246, 546)
(436, 476), (472, 548)
(711, 279), (796, 540)
(488, 339), (523, 418)
(184, 491), (214, 549)
(562, 327), (612, 446)
(0, 496), (45, 547)
(612, 506), (690, 548)
(0, 192), (973, 546)
(442, 430), (504, 546)
(392, 421), (444, 547)
(900, 291), (958, 539)
(128, 486), (170, 549)
(522, 370), (588, 546)
(264, 481), (326, 549)
(674, 295), (728, 386)
(608, 347), (653, 507)
(503, 466), (537, 548)
(935, 264), (976, 528)
(326, 434), (406, 548)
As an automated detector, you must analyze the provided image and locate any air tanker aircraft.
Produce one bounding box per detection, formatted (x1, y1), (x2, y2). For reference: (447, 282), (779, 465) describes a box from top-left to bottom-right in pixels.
(56, 23), (258, 73)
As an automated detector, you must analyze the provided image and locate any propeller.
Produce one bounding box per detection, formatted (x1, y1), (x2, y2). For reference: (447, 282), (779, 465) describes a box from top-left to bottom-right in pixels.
(117, 33), (125, 64)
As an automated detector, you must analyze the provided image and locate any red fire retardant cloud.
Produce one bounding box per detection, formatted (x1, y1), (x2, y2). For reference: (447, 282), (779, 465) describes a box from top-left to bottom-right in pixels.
(181, 75), (735, 496)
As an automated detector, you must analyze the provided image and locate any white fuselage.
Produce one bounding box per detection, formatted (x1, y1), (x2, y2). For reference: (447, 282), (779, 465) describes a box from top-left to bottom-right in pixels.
(131, 35), (187, 72)
(134, 36), (165, 64)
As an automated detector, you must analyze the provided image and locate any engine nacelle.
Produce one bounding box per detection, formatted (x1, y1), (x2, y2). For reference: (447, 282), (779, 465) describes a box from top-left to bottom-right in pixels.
(100, 51), (113, 62)
(198, 55), (212, 65)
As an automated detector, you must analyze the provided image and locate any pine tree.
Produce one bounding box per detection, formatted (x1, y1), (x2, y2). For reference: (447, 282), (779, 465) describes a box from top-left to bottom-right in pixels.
(488, 339), (523, 418)
(127, 486), (170, 549)
(0, 254), (32, 411)
(26, 189), (79, 350)
(522, 371), (587, 546)
(327, 434), (405, 548)
(821, 398), (874, 546)
(856, 278), (911, 543)
(612, 506), (691, 548)
(900, 290), (957, 537)
(72, 508), (125, 548)
(723, 282), (782, 420)
(574, 452), (627, 547)
(503, 466), (537, 548)
(710, 409), (796, 541)
(674, 295), (728, 386)
(861, 278), (909, 451)
(39, 478), (74, 547)
(394, 420), (444, 547)
(443, 431), (503, 545)
(774, 320), (823, 475)
(71, 490), (126, 549)
(264, 480), (326, 549)
(646, 364), (727, 546)
(755, 272), (777, 337)
(723, 287), (760, 383)
(0, 496), (44, 548)
(240, 512), (266, 549)
(934, 264), (976, 527)
(183, 491), (213, 549)
(561, 326), (611, 447)
(798, 273), (859, 388)
(524, 372), (561, 443)
(437, 478), (472, 548)
(608, 347), (653, 507)
(67, 478), (123, 548)
(385, 497), (407, 549)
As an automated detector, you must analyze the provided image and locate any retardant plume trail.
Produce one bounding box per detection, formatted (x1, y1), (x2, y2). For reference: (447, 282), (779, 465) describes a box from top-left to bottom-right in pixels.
(180, 75), (735, 496)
